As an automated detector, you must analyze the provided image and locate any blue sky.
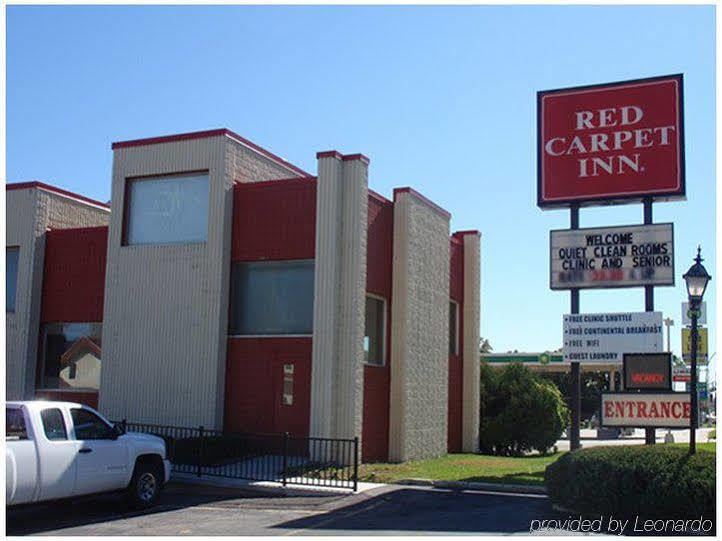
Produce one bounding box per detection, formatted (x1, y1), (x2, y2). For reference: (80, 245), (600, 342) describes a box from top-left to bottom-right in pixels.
(6, 5), (716, 373)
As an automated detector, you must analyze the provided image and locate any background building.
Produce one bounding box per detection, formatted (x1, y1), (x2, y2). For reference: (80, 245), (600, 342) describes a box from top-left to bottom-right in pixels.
(5, 128), (481, 462)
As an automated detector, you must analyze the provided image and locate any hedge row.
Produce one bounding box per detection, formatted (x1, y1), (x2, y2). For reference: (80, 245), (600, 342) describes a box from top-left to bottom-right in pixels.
(545, 445), (715, 520)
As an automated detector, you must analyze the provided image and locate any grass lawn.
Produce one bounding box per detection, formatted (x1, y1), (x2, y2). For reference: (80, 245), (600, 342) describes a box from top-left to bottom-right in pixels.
(671, 441), (716, 453)
(357, 452), (563, 486)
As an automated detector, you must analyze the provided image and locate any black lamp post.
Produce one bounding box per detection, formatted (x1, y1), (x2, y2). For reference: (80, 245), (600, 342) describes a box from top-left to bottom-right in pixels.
(682, 246), (711, 454)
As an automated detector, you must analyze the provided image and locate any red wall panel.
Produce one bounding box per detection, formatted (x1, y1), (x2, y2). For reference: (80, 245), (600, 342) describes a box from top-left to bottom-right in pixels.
(35, 390), (99, 409)
(363, 194), (393, 462)
(232, 178), (316, 262)
(225, 338), (312, 436)
(447, 236), (464, 453)
(41, 226), (108, 323)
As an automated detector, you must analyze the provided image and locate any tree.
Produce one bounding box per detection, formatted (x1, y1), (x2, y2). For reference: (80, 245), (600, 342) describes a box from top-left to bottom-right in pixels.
(479, 362), (569, 456)
(479, 338), (493, 354)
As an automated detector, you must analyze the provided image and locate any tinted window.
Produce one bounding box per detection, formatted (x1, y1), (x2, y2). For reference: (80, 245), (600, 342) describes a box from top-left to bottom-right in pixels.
(39, 323), (102, 390)
(6, 408), (27, 440)
(125, 173), (209, 245)
(71, 408), (114, 440)
(6, 247), (19, 312)
(41, 408), (67, 441)
(364, 296), (385, 365)
(449, 301), (459, 356)
(229, 260), (314, 335)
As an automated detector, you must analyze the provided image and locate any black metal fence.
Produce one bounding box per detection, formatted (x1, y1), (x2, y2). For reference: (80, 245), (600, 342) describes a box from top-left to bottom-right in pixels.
(114, 420), (358, 491)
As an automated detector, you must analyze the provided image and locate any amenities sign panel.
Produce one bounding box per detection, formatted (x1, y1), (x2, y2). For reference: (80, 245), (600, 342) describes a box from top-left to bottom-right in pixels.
(537, 74), (684, 208)
(550, 223), (674, 290)
(563, 311), (663, 363)
(601, 392), (693, 428)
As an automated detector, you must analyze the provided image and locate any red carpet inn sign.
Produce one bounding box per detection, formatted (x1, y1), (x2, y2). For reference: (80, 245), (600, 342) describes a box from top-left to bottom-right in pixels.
(538, 74), (687, 429)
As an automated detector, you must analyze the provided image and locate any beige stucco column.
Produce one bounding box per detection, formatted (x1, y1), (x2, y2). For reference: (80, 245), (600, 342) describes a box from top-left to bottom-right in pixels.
(461, 231), (481, 453)
(388, 188), (450, 462)
(309, 151), (368, 446)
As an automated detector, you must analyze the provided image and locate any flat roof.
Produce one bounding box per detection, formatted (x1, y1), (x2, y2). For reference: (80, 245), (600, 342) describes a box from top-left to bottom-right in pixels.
(6, 181), (110, 210)
(111, 128), (310, 178)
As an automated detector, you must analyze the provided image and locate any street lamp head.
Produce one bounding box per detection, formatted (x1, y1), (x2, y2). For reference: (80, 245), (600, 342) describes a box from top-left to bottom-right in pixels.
(683, 246), (712, 303)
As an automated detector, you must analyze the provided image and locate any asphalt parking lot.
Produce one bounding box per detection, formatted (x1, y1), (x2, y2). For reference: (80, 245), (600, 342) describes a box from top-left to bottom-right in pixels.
(6, 481), (561, 536)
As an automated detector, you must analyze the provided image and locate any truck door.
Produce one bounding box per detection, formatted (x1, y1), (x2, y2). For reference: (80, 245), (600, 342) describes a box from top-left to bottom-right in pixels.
(35, 406), (78, 501)
(69, 407), (130, 495)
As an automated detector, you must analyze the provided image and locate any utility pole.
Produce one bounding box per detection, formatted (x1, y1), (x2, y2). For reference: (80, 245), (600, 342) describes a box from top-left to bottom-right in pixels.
(664, 317), (674, 353)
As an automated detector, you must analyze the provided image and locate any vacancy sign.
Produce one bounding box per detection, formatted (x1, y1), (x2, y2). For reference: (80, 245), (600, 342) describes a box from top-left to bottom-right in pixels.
(550, 223), (674, 290)
(601, 392), (693, 428)
(538, 74), (685, 208)
(563, 312), (663, 363)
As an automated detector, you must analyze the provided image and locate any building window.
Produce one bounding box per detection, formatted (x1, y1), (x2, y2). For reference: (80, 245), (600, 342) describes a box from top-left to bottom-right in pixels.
(229, 260), (314, 335)
(282, 364), (294, 406)
(39, 323), (102, 390)
(364, 295), (386, 366)
(6, 246), (19, 312)
(449, 301), (459, 356)
(124, 172), (209, 245)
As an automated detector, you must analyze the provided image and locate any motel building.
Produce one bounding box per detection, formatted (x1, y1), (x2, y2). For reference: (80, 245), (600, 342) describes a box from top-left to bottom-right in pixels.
(5, 128), (481, 463)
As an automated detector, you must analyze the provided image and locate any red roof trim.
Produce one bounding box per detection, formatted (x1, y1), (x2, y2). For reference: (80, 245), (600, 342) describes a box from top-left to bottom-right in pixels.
(342, 153), (370, 165)
(368, 189), (392, 205)
(453, 229), (481, 238)
(6, 181), (110, 210)
(47, 225), (109, 235)
(112, 128), (310, 177)
(450, 236), (463, 246)
(393, 187), (451, 220)
(316, 150), (343, 160)
(60, 336), (101, 364)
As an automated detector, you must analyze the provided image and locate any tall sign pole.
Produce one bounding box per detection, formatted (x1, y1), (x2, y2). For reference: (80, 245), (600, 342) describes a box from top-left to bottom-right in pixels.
(643, 197), (656, 445)
(690, 305), (698, 454)
(570, 204), (580, 451)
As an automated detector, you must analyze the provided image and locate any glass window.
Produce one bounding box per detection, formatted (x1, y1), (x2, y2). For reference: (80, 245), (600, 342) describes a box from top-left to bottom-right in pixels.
(364, 296), (385, 366)
(6, 247), (19, 312)
(125, 172), (209, 245)
(449, 301), (459, 356)
(41, 408), (67, 441)
(71, 408), (114, 440)
(282, 364), (294, 406)
(39, 323), (102, 390)
(6, 408), (28, 440)
(229, 260), (314, 335)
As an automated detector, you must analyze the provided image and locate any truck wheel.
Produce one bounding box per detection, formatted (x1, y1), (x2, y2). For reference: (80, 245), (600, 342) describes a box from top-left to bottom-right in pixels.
(127, 461), (163, 509)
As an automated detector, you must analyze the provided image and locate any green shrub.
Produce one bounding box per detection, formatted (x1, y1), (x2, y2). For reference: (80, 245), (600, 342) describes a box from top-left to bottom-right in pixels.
(709, 429), (716, 440)
(479, 362), (569, 455)
(545, 445), (715, 520)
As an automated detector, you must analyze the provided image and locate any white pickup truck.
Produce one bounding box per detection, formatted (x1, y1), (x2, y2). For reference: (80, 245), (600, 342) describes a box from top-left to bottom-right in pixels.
(6, 401), (171, 508)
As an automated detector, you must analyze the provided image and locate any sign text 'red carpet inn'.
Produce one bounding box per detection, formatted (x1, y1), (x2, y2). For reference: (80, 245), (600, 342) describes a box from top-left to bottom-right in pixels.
(550, 223), (674, 289)
(538, 75), (684, 207)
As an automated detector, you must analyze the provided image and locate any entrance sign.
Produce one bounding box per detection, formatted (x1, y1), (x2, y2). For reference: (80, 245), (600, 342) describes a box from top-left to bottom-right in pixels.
(563, 311), (663, 363)
(601, 392), (694, 428)
(550, 223), (674, 290)
(538, 74), (685, 208)
(623, 353), (671, 391)
(682, 327), (708, 363)
(682, 301), (707, 326)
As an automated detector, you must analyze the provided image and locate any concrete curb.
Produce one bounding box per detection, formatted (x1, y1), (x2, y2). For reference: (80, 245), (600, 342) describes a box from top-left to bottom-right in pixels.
(394, 478), (547, 495)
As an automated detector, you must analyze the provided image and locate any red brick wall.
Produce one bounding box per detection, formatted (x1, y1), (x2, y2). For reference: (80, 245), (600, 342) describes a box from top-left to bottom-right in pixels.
(225, 179), (317, 435)
(35, 390), (99, 409)
(362, 192), (394, 462)
(41, 226), (108, 323)
(447, 236), (464, 452)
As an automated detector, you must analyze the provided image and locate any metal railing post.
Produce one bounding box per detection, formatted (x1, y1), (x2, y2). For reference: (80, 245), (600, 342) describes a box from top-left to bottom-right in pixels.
(353, 437), (359, 492)
(198, 425), (204, 477)
(282, 432), (289, 487)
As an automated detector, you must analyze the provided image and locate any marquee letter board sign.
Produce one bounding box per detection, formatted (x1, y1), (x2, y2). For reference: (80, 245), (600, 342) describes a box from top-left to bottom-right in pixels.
(550, 223), (674, 290)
